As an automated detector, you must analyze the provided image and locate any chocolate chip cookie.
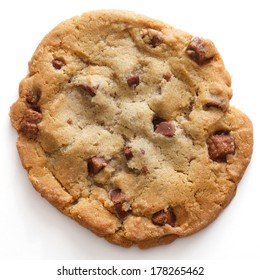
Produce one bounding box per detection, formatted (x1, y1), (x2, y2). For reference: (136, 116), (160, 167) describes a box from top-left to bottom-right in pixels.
(10, 10), (253, 248)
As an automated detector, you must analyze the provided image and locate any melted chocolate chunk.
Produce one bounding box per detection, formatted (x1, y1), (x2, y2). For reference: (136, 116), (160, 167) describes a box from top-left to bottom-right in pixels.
(110, 189), (130, 218)
(187, 37), (214, 64)
(87, 157), (108, 176)
(20, 108), (42, 139)
(23, 109), (42, 124)
(152, 208), (176, 227)
(110, 189), (126, 205)
(20, 122), (39, 139)
(207, 132), (235, 162)
(154, 121), (175, 137)
(26, 89), (41, 105)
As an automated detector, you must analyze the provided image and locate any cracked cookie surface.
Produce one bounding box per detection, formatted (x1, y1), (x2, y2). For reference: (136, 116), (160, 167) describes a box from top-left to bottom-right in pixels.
(10, 10), (253, 248)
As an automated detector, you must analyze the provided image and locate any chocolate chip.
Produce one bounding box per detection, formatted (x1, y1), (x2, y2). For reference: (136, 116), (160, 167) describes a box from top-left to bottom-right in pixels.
(20, 109), (42, 139)
(152, 208), (176, 227)
(141, 29), (162, 48)
(67, 118), (73, 125)
(150, 35), (162, 48)
(141, 166), (149, 175)
(23, 109), (42, 124)
(52, 58), (65, 70)
(127, 75), (140, 88)
(110, 189), (126, 205)
(110, 189), (130, 219)
(20, 122), (39, 139)
(26, 89), (41, 105)
(186, 37), (214, 65)
(87, 157), (108, 176)
(154, 121), (175, 137)
(79, 84), (99, 97)
(124, 146), (133, 160)
(207, 132), (235, 162)
(163, 73), (172, 81)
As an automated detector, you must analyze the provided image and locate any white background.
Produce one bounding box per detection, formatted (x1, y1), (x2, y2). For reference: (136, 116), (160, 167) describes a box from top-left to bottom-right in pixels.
(0, 0), (259, 261)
